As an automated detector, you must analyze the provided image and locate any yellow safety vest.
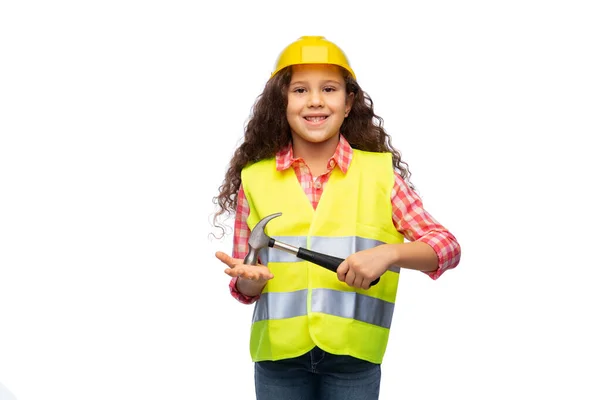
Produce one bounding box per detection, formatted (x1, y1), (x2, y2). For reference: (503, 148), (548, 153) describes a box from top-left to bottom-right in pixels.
(241, 149), (405, 364)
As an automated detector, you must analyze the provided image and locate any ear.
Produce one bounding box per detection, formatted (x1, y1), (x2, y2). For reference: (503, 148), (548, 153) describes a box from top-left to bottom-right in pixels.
(345, 92), (355, 117)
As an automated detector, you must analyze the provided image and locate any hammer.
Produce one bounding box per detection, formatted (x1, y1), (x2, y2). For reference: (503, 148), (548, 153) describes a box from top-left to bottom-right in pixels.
(244, 212), (380, 287)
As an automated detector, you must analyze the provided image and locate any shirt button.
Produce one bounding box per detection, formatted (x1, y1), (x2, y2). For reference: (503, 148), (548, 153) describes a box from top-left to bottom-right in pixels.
(329, 160), (335, 167)
(314, 181), (322, 189)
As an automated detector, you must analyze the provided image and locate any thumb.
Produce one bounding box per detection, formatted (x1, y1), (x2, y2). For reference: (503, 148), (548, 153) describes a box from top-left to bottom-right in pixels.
(337, 260), (349, 282)
(215, 251), (235, 268)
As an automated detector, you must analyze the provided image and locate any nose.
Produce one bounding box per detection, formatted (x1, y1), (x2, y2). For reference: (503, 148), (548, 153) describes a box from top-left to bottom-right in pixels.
(308, 91), (324, 107)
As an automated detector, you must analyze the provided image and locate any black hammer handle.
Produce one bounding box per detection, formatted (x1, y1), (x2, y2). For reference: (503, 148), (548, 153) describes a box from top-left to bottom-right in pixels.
(268, 238), (381, 287)
(296, 247), (380, 287)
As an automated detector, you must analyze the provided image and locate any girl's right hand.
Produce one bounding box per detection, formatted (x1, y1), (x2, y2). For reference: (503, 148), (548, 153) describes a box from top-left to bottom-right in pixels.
(215, 251), (274, 281)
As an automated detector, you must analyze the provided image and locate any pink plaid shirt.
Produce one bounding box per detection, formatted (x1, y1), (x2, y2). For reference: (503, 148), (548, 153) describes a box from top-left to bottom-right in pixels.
(229, 135), (461, 304)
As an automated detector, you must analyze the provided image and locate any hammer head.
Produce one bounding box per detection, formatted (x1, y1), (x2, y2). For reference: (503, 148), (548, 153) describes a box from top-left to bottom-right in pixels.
(243, 212), (282, 265)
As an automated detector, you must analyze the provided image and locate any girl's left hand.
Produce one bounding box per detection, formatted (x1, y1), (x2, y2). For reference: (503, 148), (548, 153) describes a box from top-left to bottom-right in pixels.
(336, 245), (394, 290)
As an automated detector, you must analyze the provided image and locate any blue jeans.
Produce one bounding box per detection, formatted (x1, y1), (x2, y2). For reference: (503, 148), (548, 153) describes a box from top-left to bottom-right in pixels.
(254, 346), (381, 400)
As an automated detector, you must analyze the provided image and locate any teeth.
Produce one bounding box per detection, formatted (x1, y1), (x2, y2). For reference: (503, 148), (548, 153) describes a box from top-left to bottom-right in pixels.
(306, 116), (326, 122)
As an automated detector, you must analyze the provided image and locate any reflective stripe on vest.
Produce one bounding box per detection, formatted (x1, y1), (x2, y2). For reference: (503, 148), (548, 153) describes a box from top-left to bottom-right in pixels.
(263, 235), (401, 273)
(252, 290), (308, 322)
(253, 289), (394, 329)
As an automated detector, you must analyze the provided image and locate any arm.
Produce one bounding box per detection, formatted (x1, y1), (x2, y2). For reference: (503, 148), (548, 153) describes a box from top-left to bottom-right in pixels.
(222, 185), (269, 303)
(337, 173), (461, 289)
(337, 241), (440, 290)
(390, 173), (461, 279)
(382, 241), (439, 272)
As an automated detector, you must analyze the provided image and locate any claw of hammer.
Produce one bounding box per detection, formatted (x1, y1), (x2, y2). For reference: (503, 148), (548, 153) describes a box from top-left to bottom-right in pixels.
(243, 212), (282, 265)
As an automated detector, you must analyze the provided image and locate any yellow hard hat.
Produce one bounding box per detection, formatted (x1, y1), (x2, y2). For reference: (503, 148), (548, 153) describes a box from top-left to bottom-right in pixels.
(271, 36), (356, 79)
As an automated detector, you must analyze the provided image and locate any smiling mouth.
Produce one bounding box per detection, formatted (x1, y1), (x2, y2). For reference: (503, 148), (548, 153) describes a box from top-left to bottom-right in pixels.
(304, 116), (328, 122)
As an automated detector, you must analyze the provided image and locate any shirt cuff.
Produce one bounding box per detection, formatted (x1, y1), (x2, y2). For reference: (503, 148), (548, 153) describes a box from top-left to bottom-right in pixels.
(423, 266), (444, 280)
(415, 233), (461, 280)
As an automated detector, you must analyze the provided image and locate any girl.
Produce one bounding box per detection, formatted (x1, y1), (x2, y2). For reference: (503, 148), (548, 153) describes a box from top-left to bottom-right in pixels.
(213, 36), (461, 400)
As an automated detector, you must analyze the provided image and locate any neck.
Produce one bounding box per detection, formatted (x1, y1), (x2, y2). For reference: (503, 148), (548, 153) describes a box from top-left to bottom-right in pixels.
(292, 135), (339, 176)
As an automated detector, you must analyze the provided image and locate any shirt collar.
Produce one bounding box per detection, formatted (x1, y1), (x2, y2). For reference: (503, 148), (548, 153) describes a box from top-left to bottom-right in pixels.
(275, 135), (353, 174)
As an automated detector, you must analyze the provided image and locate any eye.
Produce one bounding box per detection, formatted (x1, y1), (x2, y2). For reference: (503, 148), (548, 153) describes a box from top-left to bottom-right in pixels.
(292, 87), (307, 94)
(323, 86), (336, 93)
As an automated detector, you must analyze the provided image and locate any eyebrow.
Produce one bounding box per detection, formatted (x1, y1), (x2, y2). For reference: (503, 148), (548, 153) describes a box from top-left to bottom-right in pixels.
(289, 79), (344, 86)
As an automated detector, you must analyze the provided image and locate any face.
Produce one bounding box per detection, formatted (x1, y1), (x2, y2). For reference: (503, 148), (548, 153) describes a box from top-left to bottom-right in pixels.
(286, 64), (354, 147)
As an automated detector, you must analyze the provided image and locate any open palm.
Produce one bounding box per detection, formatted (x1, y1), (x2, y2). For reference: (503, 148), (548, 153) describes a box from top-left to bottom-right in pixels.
(215, 251), (274, 281)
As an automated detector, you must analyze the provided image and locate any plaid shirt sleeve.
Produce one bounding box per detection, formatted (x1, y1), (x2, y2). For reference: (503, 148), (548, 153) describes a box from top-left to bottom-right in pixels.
(228, 186), (261, 304)
(391, 173), (461, 279)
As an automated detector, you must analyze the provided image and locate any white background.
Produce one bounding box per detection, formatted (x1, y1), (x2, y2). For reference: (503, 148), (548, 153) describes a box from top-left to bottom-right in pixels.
(1, 1), (599, 399)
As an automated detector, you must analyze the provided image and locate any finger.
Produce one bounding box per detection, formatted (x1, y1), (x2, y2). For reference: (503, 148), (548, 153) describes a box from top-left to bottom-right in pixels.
(361, 279), (371, 290)
(256, 266), (273, 280)
(337, 261), (349, 281)
(224, 266), (242, 278)
(241, 266), (264, 281)
(353, 277), (365, 290)
(238, 268), (253, 280)
(215, 251), (235, 268)
(246, 270), (258, 280)
(263, 271), (274, 280)
(225, 264), (274, 281)
(345, 269), (356, 287)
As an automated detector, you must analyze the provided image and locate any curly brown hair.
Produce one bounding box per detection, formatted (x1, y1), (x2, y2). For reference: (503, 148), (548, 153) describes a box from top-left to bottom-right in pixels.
(211, 66), (412, 236)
